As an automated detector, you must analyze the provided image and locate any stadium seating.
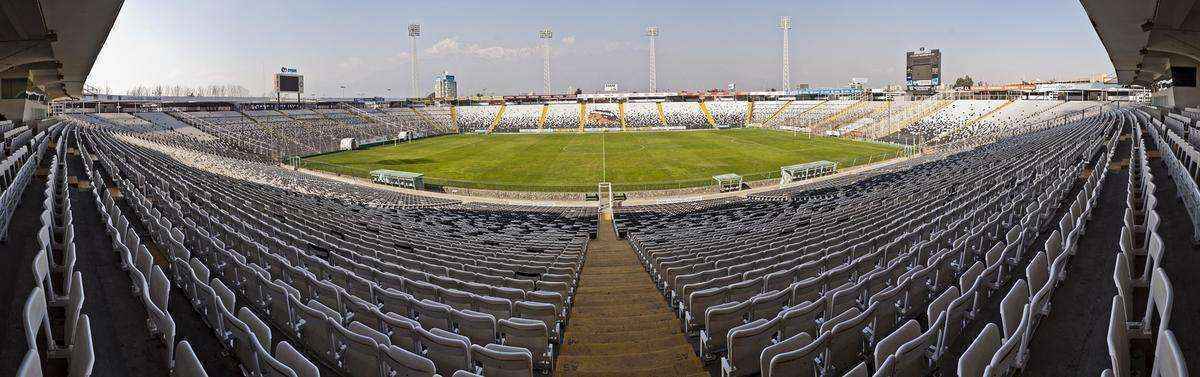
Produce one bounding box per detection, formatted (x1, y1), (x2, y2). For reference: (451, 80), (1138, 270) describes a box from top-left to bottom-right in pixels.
(21, 98), (1196, 377)
(46, 113), (598, 377)
(615, 104), (1124, 375)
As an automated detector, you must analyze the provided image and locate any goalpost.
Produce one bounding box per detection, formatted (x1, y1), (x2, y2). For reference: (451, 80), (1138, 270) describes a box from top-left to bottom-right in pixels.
(597, 182), (614, 220)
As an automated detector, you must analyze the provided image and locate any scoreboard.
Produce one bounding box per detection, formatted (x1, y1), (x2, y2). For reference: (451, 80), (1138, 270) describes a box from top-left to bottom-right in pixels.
(274, 67), (304, 94)
(906, 48), (941, 94)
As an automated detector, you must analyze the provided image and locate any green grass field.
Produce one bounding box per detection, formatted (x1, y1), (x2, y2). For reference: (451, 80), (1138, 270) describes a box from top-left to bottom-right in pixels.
(304, 128), (904, 191)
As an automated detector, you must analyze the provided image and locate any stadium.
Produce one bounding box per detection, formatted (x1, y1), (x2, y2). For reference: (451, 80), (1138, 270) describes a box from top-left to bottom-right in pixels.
(0, 1), (1196, 377)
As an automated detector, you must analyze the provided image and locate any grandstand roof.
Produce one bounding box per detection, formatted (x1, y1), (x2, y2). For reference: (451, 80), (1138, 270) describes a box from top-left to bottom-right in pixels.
(781, 160), (837, 171)
(0, 0), (124, 99)
(1081, 0), (1200, 85)
(371, 169), (424, 179)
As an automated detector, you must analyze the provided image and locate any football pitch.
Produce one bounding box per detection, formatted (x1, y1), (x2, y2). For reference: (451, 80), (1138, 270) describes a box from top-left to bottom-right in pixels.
(304, 128), (905, 191)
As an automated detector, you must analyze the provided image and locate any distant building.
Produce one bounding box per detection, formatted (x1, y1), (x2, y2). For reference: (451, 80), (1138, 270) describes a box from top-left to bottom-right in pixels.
(435, 71), (457, 99)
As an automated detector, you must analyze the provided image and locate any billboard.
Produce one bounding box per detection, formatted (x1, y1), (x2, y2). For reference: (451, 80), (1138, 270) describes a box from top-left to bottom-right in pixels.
(274, 72), (304, 94)
(906, 48), (941, 93)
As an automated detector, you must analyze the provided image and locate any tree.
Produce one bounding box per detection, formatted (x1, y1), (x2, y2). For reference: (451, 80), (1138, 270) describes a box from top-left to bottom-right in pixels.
(953, 76), (974, 89)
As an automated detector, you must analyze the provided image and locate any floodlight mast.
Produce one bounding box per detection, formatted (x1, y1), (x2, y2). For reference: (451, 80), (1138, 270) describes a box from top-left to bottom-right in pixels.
(779, 16), (792, 91)
(539, 29), (553, 94)
(409, 24), (421, 98)
(646, 27), (659, 92)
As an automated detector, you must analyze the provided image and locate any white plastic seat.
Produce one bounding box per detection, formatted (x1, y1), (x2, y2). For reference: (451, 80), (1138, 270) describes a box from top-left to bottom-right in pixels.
(473, 294), (513, 321)
(174, 340), (208, 377)
(767, 331), (826, 377)
(1133, 233), (1165, 288)
(150, 265), (171, 314)
(417, 327), (473, 376)
(24, 287), (56, 352)
(331, 318), (381, 377)
(378, 288), (415, 318)
(415, 298), (453, 331)
(999, 279), (1029, 339)
(721, 316), (780, 377)
(896, 311), (945, 376)
(18, 348), (42, 377)
(1138, 268), (1172, 338)
(275, 341), (319, 377)
(1151, 330), (1186, 377)
(471, 343), (535, 377)
(684, 286), (727, 333)
(238, 307), (272, 351)
(958, 323), (1001, 377)
(69, 314), (94, 377)
(498, 317), (553, 372)
(750, 289), (790, 320)
(64, 272), (84, 348)
(382, 312), (421, 352)
(381, 343), (437, 377)
(262, 279), (297, 333)
(514, 300), (560, 343)
(1107, 296), (1129, 377)
(826, 304), (874, 375)
(701, 299), (751, 360)
(294, 299), (335, 362)
(780, 299), (825, 340)
(453, 308), (498, 346)
(988, 304), (1030, 375)
(1026, 251), (1052, 318)
(875, 319), (920, 368)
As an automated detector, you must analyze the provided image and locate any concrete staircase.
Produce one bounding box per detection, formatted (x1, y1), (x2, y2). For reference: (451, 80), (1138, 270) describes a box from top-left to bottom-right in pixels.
(554, 218), (708, 377)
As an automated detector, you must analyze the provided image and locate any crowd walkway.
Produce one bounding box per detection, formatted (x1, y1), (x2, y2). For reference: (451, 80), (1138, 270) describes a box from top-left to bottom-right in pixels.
(554, 217), (709, 377)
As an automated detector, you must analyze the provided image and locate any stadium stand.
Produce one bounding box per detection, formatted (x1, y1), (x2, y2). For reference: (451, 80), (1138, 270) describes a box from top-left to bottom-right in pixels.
(881, 100), (1007, 145)
(8, 113), (601, 376)
(936, 100), (1065, 146)
(543, 104), (580, 130)
(707, 101), (748, 127)
(457, 105), (501, 132)
(772, 100), (859, 130)
(608, 104), (1164, 376)
(17, 98), (1199, 377)
(624, 102), (663, 128)
(496, 105), (544, 132)
(662, 102), (709, 129)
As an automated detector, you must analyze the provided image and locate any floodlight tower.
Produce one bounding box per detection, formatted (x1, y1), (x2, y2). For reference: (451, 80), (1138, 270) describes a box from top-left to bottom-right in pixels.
(539, 28), (553, 94)
(646, 27), (659, 92)
(408, 23), (421, 98)
(779, 16), (792, 91)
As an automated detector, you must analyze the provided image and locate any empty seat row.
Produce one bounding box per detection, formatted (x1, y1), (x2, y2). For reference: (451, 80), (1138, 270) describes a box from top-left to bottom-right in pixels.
(1104, 111), (1188, 377)
(21, 124), (95, 377)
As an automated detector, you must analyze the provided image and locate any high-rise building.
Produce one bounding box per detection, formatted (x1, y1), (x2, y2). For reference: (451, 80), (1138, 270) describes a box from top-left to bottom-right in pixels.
(434, 71), (457, 99)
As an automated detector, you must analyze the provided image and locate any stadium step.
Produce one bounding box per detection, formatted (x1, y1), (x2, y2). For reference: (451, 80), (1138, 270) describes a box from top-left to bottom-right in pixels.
(698, 101), (717, 127)
(812, 99), (867, 132)
(762, 99), (794, 125)
(487, 103), (506, 133)
(930, 99), (1015, 143)
(538, 103), (549, 129)
(555, 216), (708, 376)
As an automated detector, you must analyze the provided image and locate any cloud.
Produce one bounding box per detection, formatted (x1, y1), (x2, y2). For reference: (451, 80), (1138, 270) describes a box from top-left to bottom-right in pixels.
(601, 41), (647, 53)
(561, 36), (576, 46)
(423, 37), (536, 61)
(337, 57), (365, 70)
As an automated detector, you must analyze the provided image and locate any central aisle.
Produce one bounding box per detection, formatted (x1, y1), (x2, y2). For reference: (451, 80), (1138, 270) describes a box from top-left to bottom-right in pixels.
(554, 218), (709, 377)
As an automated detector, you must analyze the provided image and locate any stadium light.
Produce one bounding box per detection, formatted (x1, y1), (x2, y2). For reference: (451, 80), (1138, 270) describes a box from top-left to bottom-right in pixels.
(409, 23), (421, 98)
(646, 27), (659, 92)
(779, 16), (792, 91)
(539, 28), (553, 94)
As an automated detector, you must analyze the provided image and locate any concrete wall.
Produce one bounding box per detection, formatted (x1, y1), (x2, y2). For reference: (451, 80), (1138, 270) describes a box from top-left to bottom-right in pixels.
(0, 99), (48, 125)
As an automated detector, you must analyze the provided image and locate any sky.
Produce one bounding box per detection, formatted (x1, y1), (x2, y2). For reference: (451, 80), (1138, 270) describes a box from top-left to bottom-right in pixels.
(86, 0), (1114, 98)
